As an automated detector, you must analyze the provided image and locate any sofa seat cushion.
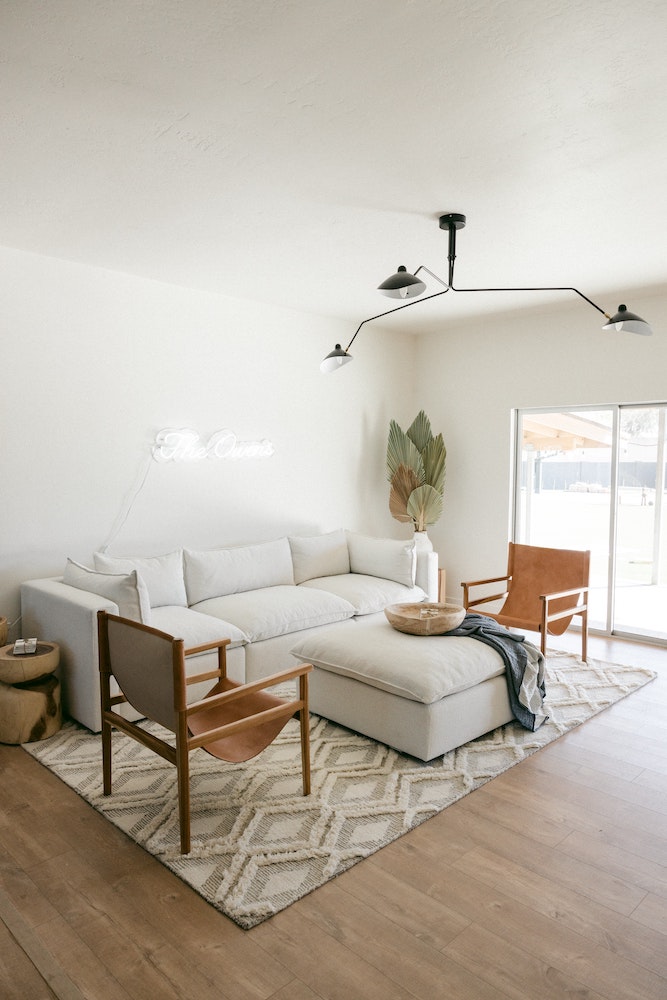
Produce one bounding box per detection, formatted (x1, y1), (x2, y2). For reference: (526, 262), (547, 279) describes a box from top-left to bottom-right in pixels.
(150, 607), (247, 702)
(291, 618), (506, 705)
(149, 606), (248, 650)
(191, 585), (354, 643)
(299, 574), (425, 616)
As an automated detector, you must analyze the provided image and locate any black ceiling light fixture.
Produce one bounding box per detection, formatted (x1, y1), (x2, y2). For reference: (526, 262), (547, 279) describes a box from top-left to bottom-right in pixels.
(320, 212), (653, 373)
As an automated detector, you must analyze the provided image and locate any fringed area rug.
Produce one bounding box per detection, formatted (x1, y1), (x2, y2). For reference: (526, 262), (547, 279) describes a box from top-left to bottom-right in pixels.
(23, 651), (655, 929)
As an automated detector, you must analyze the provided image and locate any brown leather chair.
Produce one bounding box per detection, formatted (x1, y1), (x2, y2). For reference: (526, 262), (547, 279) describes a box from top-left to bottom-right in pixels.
(98, 611), (312, 854)
(461, 542), (590, 661)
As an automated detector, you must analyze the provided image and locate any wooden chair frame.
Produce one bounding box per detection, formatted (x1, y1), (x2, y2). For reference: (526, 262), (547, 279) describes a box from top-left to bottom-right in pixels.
(98, 611), (312, 854)
(462, 543), (590, 662)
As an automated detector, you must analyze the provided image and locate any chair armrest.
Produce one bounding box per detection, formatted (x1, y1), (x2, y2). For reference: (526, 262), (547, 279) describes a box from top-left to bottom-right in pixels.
(184, 638), (233, 686)
(461, 574), (510, 609)
(539, 585), (589, 602)
(462, 573), (511, 588)
(540, 587), (588, 626)
(187, 662), (313, 718)
(184, 638), (231, 657)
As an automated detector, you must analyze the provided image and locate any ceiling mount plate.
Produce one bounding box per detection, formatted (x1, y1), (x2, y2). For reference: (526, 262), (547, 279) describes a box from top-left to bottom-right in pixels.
(439, 213), (466, 230)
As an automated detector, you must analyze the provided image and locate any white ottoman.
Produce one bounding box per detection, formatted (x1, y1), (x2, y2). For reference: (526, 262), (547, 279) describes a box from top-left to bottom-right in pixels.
(291, 617), (516, 761)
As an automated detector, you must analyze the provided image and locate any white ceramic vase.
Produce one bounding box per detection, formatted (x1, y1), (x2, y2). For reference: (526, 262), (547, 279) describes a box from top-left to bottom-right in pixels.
(413, 530), (433, 553)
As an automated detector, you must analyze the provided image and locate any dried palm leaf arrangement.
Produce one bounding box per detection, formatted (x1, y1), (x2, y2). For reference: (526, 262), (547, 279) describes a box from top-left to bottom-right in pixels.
(386, 411), (446, 532)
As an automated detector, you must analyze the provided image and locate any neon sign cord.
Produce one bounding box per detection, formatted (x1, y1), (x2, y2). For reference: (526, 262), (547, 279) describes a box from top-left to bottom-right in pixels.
(99, 454), (154, 554)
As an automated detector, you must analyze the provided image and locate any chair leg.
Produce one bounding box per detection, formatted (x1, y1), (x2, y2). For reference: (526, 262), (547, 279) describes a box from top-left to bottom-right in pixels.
(176, 738), (191, 854)
(581, 611), (588, 663)
(299, 709), (311, 796)
(299, 674), (311, 796)
(102, 719), (112, 795)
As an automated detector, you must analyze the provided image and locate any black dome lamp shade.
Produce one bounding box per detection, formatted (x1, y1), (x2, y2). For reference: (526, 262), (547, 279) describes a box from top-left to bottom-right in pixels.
(319, 344), (353, 374)
(602, 304), (652, 336)
(378, 265), (427, 299)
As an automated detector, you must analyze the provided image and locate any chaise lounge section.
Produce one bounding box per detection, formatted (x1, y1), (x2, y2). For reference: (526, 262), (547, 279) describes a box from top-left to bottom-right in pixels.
(290, 616), (542, 760)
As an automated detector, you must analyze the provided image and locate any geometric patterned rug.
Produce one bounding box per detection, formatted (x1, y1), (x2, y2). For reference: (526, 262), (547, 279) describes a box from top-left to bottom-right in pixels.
(23, 651), (655, 929)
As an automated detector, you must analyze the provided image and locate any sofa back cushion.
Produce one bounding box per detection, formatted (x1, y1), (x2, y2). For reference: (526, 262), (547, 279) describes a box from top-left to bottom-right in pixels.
(288, 529), (350, 584)
(347, 532), (416, 588)
(63, 558), (151, 623)
(94, 550), (187, 608)
(184, 537), (294, 606)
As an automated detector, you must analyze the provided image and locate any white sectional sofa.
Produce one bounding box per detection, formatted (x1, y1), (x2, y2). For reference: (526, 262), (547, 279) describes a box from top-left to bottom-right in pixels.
(21, 530), (437, 733)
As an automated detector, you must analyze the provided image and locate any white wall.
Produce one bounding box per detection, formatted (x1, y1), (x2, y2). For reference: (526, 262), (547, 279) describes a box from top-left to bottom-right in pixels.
(415, 288), (667, 602)
(4, 244), (662, 637)
(0, 247), (415, 638)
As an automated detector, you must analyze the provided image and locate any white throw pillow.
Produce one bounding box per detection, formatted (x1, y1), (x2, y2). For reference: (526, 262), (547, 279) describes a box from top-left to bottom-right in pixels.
(346, 532), (416, 588)
(63, 558), (151, 623)
(184, 537), (294, 606)
(288, 529), (350, 584)
(94, 550), (187, 608)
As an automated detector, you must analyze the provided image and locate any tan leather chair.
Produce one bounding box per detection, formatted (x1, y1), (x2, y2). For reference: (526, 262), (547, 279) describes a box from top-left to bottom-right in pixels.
(461, 543), (590, 661)
(98, 611), (312, 854)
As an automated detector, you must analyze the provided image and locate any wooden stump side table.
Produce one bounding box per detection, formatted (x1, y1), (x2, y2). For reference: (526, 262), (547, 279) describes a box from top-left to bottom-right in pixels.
(0, 642), (62, 744)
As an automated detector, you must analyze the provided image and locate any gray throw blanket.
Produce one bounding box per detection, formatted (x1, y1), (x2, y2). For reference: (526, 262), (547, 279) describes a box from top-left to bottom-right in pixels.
(448, 613), (547, 731)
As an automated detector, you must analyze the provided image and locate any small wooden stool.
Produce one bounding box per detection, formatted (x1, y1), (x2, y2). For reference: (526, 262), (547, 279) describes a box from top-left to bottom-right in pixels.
(0, 642), (62, 744)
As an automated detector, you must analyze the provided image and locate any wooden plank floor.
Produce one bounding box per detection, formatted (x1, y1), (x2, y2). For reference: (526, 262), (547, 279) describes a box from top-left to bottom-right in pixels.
(0, 632), (665, 1000)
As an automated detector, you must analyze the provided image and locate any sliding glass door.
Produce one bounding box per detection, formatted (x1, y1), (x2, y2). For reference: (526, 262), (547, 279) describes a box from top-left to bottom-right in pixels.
(515, 404), (667, 642)
(614, 406), (667, 638)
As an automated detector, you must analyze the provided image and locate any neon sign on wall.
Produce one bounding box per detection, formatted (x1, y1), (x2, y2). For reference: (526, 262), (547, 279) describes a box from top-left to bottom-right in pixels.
(152, 428), (275, 463)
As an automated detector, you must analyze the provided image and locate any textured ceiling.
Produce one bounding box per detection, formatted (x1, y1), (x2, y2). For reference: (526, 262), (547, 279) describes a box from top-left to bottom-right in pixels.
(2, 0), (666, 333)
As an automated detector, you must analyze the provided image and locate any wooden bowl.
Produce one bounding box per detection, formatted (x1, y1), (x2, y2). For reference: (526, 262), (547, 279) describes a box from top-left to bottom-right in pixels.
(384, 602), (466, 636)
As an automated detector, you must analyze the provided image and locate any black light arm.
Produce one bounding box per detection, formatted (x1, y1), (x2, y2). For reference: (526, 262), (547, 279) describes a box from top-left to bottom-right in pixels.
(441, 213), (612, 320)
(451, 281), (611, 318)
(345, 280), (449, 353)
(320, 282), (450, 373)
(320, 267), (451, 371)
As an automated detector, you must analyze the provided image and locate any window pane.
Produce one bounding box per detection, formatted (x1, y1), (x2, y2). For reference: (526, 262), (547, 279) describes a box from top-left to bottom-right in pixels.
(614, 406), (667, 640)
(517, 408), (613, 631)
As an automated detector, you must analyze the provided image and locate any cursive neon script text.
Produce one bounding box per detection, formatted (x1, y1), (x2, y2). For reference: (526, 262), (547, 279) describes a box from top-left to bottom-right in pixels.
(152, 428), (275, 463)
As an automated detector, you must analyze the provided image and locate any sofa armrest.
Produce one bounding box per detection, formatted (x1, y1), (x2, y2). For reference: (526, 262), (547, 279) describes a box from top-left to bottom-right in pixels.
(415, 550), (438, 602)
(20, 577), (140, 733)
